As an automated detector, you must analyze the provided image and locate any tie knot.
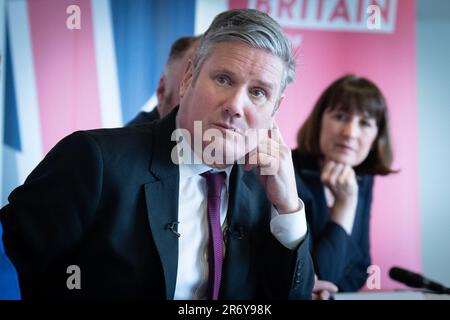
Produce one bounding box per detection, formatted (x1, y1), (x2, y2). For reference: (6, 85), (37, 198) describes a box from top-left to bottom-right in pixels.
(201, 171), (226, 198)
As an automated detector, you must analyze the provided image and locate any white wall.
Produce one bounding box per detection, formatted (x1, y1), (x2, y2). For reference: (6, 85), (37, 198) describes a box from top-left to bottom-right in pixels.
(417, 0), (450, 286)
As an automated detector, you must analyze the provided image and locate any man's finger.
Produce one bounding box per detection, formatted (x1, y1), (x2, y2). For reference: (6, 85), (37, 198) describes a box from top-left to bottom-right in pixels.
(320, 290), (331, 300)
(270, 121), (286, 145)
(315, 279), (339, 293)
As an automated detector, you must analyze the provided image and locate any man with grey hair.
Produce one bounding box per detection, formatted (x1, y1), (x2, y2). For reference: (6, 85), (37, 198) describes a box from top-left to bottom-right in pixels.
(1, 9), (314, 299)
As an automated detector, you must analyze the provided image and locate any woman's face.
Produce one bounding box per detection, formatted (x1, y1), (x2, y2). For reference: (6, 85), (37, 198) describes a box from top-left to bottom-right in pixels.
(319, 108), (379, 167)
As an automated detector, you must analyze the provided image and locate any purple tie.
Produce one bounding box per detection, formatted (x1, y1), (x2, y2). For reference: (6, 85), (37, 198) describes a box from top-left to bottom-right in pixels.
(201, 171), (226, 300)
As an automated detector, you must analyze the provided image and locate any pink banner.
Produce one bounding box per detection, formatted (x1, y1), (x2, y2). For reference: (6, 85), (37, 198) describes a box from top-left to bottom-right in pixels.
(28, 0), (102, 154)
(230, 0), (420, 290)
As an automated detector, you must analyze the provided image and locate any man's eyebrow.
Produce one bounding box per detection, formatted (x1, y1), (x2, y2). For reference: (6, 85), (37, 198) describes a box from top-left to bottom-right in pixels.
(211, 68), (236, 77)
(211, 69), (275, 91)
(254, 80), (274, 91)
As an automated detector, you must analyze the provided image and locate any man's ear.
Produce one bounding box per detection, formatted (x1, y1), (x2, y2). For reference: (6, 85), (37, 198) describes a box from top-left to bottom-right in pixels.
(179, 59), (194, 99)
(156, 75), (165, 103)
(272, 95), (284, 116)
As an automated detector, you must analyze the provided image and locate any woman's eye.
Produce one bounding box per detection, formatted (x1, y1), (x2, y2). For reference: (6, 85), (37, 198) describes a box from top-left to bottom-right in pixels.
(361, 119), (375, 128)
(333, 113), (347, 121)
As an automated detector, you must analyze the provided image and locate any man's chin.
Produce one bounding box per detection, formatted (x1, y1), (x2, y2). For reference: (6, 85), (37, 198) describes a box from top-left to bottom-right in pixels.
(207, 162), (232, 169)
(203, 153), (238, 168)
(200, 139), (246, 165)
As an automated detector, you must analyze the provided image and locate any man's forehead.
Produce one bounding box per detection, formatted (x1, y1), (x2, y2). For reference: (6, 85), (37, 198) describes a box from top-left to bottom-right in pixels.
(206, 42), (284, 82)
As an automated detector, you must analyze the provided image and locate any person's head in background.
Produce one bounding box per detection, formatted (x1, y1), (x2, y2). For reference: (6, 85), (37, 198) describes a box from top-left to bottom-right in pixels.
(156, 35), (201, 118)
(297, 74), (395, 175)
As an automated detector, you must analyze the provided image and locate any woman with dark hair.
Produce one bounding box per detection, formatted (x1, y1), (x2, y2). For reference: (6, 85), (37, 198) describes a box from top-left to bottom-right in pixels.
(293, 74), (396, 292)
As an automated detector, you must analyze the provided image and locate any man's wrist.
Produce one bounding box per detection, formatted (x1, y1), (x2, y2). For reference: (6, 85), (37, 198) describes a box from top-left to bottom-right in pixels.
(275, 199), (302, 214)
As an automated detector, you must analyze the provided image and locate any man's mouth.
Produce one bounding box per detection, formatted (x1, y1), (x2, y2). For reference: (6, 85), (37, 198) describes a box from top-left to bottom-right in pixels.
(212, 122), (240, 133)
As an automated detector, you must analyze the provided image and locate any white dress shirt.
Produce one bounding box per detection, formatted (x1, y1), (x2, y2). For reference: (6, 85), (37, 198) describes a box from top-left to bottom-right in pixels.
(172, 123), (307, 300)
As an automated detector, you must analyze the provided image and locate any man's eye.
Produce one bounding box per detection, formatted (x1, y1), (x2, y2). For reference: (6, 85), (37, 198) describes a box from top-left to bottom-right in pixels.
(250, 88), (266, 98)
(215, 75), (230, 86)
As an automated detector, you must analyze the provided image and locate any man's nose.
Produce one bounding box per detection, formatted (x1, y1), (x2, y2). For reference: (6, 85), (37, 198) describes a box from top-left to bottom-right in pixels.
(223, 88), (246, 118)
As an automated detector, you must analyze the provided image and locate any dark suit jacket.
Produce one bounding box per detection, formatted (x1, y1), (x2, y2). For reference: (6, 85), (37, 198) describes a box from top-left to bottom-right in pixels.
(292, 150), (373, 292)
(0, 109), (314, 299)
(126, 108), (160, 127)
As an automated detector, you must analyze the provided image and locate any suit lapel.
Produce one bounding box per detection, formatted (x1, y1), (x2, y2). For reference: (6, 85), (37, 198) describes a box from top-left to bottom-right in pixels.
(293, 152), (329, 236)
(144, 108), (180, 299)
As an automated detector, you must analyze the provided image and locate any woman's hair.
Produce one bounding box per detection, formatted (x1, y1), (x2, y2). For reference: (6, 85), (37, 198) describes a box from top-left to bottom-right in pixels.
(296, 74), (396, 175)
